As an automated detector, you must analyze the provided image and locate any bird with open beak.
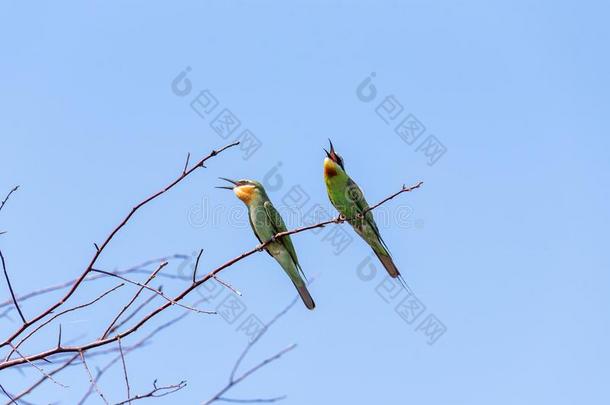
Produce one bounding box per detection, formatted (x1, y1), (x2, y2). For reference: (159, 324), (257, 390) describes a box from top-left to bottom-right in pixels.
(217, 178), (315, 310)
(323, 140), (405, 283)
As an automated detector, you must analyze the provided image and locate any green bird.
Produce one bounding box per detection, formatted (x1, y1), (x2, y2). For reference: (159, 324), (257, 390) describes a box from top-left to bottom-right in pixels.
(217, 178), (315, 310)
(323, 140), (404, 283)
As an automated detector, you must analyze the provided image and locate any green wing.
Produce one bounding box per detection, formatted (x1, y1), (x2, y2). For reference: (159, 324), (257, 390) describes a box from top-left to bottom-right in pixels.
(248, 214), (273, 257)
(346, 178), (390, 251)
(263, 201), (305, 277)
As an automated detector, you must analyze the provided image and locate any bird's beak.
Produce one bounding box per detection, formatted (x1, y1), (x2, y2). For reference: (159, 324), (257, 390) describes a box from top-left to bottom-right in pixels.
(326, 139), (337, 161)
(216, 177), (238, 190)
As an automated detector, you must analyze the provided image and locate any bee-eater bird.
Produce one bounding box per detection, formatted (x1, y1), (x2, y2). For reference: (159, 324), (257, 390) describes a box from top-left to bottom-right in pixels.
(323, 140), (404, 282)
(217, 178), (315, 310)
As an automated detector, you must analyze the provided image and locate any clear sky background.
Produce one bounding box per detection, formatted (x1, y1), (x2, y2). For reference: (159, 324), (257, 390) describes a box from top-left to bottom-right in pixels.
(1, 1), (609, 404)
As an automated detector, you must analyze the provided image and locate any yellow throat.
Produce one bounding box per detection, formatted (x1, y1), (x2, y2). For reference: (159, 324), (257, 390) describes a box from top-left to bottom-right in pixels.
(324, 157), (339, 178)
(234, 184), (256, 204)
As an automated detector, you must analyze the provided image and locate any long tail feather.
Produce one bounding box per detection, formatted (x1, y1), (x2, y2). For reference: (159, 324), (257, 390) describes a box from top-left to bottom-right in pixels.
(373, 249), (400, 278)
(293, 281), (315, 310)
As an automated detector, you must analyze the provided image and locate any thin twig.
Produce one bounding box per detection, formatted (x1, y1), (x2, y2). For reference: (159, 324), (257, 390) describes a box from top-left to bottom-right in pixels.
(10, 300), (197, 405)
(183, 152), (191, 175)
(214, 276), (242, 297)
(0, 385), (17, 405)
(118, 338), (131, 404)
(364, 181), (424, 214)
(78, 314), (192, 405)
(0, 250), (26, 323)
(206, 294), (304, 405)
(107, 293), (159, 336)
(8, 354), (79, 404)
(204, 345), (297, 405)
(8, 343), (67, 388)
(114, 381), (187, 405)
(0, 185), (19, 214)
(233, 346), (296, 394)
(80, 350), (109, 404)
(91, 269), (215, 315)
(6, 284), (124, 362)
(57, 324), (62, 349)
(102, 263), (168, 339)
(193, 249), (204, 283)
(0, 255), (187, 313)
(230, 294), (302, 382)
(6, 275), (196, 404)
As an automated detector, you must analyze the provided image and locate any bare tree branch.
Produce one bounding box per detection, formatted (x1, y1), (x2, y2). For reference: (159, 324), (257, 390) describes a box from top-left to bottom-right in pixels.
(1, 250), (26, 323)
(8, 343), (67, 388)
(0, 141), (239, 349)
(7, 354), (79, 404)
(231, 294), (302, 382)
(117, 339), (131, 405)
(0, 185), (19, 214)
(213, 276), (242, 297)
(0, 385), (17, 405)
(77, 314), (192, 405)
(5, 284), (124, 362)
(205, 293), (305, 405)
(114, 380), (187, 405)
(57, 324), (63, 349)
(182, 152), (191, 175)
(8, 316), (162, 404)
(0, 255), (187, 318)
(0, 186), (26, 323)
(0, 137), (424, 405)
(91, 268), (215, 315)
(80, 350), (109, 404)
(102, 263), (168, 339)
(0, 181), (422, 371)
(192, 249), (204, 283)
(364, 181), (424, 214)
(107, 292), (159, 337)
(203, 345), (296, 405)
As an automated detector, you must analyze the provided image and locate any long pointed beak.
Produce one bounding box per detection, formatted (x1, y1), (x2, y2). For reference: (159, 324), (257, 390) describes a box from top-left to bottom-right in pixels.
(216, 177), (238, 190)
(326, 139), (338, 161)
(328, 139), (336, 155)
(323, 148), (331, 159)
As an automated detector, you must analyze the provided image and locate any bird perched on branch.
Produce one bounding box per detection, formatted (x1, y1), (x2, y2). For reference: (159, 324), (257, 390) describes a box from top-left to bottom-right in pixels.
(217, 178), (315, 310)
(323, 140), (405, 284)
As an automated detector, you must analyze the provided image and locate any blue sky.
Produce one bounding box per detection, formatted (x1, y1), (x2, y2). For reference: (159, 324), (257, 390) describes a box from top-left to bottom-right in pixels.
(1, 1), (609, 404)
